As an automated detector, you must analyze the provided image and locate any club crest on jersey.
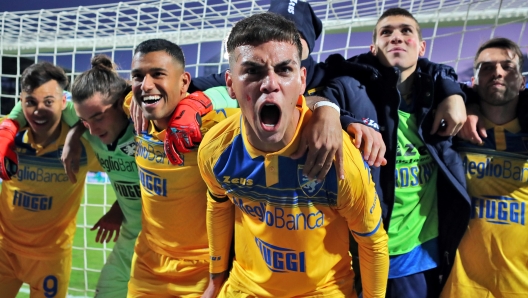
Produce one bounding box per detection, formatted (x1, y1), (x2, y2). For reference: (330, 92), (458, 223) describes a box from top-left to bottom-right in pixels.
(298, 165), (323, 197)
(118, 140), (137, 156)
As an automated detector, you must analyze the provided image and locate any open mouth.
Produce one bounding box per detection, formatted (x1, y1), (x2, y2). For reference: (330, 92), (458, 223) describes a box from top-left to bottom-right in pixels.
(142, 95), (162, 105)
(260, 103), (281, 129)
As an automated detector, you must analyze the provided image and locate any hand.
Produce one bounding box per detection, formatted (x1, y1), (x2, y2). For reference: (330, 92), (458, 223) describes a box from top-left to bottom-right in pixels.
(457, 103), (487, 144)
(291, 106), (344, 181)
(201, 271), (228, 298)
(130, 97), (148, 134)
(61, 123), (86, 183)
(346, 123), (387, 167)
(165, 91), (212, 165)
(431, 95), (466, 136)
(0, 119), (20, 180)
(91, 202), (124, 243)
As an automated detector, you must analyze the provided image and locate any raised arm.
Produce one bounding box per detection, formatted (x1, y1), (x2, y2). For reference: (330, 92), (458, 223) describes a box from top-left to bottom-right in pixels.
(291, 96), (343, 181)
(322, 76), (387, 167)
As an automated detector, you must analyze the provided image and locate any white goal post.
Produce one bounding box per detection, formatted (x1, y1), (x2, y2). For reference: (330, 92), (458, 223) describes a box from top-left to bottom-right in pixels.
(1, 0), (527, 296)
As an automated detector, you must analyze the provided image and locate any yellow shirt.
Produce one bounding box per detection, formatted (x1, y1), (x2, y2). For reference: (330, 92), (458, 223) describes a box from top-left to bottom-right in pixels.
(441, 118), (528, 298)
(198, 96), (389, 297)
(124, 92), (237, 259)
(0, 121), (98, 259)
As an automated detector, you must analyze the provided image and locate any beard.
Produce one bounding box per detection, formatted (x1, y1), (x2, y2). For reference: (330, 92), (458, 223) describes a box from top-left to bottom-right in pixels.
(476, 85), (518, 107)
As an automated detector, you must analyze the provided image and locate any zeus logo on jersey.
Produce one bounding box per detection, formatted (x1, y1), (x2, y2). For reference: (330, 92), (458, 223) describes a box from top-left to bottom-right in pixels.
(16, 166), (68, 183)
(135, 139), (172, 165)
(113, 181), (141, 199)
(362, 117), (380, 130)
(96, 153), (137, 173)
(471, 195), (525, 225)
(233, 198), (324, 230)
(222, 176), (253, 185)
(287, 0), (298, 14)
(463, 156), (528, 182)
(138, 166), (167, 197)
(255, 237), (305, 273)
(12, 190), (53, 212)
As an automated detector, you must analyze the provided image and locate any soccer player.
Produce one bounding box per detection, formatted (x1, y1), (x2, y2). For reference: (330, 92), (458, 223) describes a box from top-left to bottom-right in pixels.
(182, 0), (387, 172)
(66, 55), (142, 298)
(0, 62), (98, 297)
(187, 0), (467, 170)
(322, 8), (471, 297)
(441, 37), (528, 298)
(198, 12), (389, 298)
(127, 37), (349, 296)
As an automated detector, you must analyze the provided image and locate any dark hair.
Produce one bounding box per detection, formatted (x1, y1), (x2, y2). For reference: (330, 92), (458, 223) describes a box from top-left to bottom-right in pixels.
(71, 55), (129, 105)
(373, 8), (422, 42)
(226, 12), (303, 64)
(474, 37), (524, 71)
(21, 61), (68, 94)
(134, 38), (185, 66)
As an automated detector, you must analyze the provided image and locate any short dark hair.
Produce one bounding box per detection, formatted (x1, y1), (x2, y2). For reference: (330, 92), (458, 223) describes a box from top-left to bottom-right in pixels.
(226, 12), (303, 65)
(134, 38), (185, 66)
(474, 37), (524, 71)
(21, 61), (68, 94)
(71, 55), (130, 105)
(373, 8), (422, 42)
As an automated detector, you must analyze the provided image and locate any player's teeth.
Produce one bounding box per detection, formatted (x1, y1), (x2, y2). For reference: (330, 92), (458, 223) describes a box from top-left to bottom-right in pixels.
(263, 124), (275, 127)
(143, 95), (161, 103)
(35, 120), (46, 124)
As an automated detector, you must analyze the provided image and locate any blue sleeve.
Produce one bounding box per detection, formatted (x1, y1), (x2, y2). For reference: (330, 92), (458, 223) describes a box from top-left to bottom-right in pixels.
(418, 59), (466, 103)
(321, 76), (379, 132)
(188, 71), (227, 92)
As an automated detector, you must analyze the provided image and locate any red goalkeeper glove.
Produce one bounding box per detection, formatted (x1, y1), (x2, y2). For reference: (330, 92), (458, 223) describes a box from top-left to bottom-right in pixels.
(0, 119), (20, 180)
(165, 91), (213, 165)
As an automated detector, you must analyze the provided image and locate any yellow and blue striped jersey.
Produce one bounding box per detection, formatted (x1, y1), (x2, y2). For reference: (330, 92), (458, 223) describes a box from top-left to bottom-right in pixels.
(198, 96), (389, 298)
(0, 121), (98, 259)
(441, 117), (528, 298)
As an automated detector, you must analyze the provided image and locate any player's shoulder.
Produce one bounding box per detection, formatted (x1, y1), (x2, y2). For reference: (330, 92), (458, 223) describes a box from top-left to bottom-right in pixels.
(341, 130), (371, 178)
(199, 110), (241, 162)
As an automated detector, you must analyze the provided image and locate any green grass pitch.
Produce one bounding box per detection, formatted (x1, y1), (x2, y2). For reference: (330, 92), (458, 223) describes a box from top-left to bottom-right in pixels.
(17, 183), (118, 298)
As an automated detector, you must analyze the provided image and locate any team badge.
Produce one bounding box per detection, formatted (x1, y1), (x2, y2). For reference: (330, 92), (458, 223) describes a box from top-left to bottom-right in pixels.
(118, 140), (137, 156)
(298, 165), (324, 197)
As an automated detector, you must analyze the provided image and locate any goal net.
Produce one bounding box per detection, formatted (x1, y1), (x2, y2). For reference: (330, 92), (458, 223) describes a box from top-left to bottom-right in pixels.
(1, 0), (527, 296)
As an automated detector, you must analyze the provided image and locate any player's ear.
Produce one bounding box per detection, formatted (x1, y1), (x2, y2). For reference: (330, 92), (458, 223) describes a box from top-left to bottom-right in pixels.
(179, 72), (191, 98)
(225, 70), (236, 99)
(471, 76), (478, 88)
(61, 91), (67, 111)
(370, 44), (377, 55)
(418, 40), (426, 57)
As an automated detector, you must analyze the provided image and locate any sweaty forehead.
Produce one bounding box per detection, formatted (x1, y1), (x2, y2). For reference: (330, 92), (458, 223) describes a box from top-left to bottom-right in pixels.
(377, 15), (418, 31)
(235, 41), (300, 65)
(477, 47), (518, 64)
(132, 51), (180, 69)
